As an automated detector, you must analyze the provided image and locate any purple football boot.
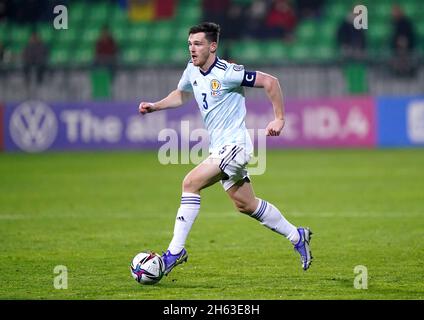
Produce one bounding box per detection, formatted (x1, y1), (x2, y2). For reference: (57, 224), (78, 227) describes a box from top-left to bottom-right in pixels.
(294, 227), (313, 271)
(161, 249), (188, 275)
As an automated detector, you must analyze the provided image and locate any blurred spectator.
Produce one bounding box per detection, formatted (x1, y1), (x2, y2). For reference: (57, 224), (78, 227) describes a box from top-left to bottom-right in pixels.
(295, 0), (324, 19)
(391, 4), (415, 52)
(0, 41), (4, 63)
(0, 41), (15, 65)
(23, 31), (49, 85)
(336, 12), (366, 60)
(9, 0), (44, 24)
(202, 0), (231, 39)
(226, 1), (248, 40)
(243, 0), (271, 39)
(95, 25), (118, 74)
(264, 0), (297, 40)
(0, 0), (7, 21)
(390, 5), (417, 77)
(155, 0), (176, 20)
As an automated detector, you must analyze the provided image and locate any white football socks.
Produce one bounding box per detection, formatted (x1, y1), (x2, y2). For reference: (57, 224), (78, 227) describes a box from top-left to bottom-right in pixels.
(251, 199), (300, 245)
(168, 192), (201, 255)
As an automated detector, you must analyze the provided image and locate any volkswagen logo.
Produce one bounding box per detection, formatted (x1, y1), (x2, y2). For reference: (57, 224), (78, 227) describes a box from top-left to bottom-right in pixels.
(9, 101), (58, 152)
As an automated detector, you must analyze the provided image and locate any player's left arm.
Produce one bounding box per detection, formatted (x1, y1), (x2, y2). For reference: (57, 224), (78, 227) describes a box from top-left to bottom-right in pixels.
(253, 71), (285, 136)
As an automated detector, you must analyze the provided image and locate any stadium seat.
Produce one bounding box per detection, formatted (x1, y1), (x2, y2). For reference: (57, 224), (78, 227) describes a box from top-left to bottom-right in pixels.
(127, 23), (151, 43)
(68, 1), (88, 24)
(90, 2), (112, 26)
(7, 41), (25, 57)
(151, 22), (175, 45)
(121, 46), (144, 65)
(110, 5), (129, 26)
(289, 42), (313, 62)
(367, 18), (392, 55)
(295, 20), (318, 44)
(5, 24), (31, 58)
(81, 23), (101, 46)
(72, 47), (94, 66)
(177, 5), (201, 26)
(111, 23), (131, 46)
(326, 1), (352, 20)
(229, 41), (262, 64)
(368, 0), (421, 20)
(416, 21), (424, 54)
(37, 23), (56, 45)
(49, 47), (71, 66)
(263, 41), (290, 63)
(169, 44), (189, 65)
(0, 22), (9, 43)
(319, 19), (338, 44)
(373, 1), (394, 19)
(10, 0), (423, 69)
(10, 24), (31, 46)
(175, 26), (189, 43)
(55, 27), (79, 47)
(144, 45), (169, 64)
(314, 44), (337, 62)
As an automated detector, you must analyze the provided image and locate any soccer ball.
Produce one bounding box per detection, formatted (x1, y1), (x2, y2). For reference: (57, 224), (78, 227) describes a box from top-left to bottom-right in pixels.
(130, 251), (165, 285)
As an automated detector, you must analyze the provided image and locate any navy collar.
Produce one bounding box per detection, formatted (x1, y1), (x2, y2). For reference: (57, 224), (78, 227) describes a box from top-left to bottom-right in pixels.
(199, 56), (218, 76)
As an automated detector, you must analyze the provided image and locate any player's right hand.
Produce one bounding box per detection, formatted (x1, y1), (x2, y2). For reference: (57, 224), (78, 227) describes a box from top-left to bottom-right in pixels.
(138, 102), (156, 115)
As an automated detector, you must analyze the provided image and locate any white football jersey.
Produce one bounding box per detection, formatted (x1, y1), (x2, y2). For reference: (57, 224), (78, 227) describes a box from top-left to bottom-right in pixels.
(177, 57), (256, 155)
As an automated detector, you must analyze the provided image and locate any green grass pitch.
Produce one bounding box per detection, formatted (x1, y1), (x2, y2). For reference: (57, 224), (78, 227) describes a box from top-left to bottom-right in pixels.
(0, 149), (423, 299)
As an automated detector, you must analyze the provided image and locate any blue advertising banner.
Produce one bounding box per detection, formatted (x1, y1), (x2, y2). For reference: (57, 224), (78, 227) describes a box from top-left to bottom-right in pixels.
(4, 100), (202, 152)
(3, 98), (378, 152)
(3, 97), (424, 152)
(377, 96), (424, 147)
(0, 103), (3, 151)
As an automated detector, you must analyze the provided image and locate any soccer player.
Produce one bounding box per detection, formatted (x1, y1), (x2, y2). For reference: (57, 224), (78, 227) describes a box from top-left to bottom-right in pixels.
(139, 22), (313, 275)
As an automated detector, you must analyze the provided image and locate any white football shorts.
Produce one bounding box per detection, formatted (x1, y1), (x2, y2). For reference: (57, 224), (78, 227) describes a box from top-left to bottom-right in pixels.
(204, 144), (252, 191)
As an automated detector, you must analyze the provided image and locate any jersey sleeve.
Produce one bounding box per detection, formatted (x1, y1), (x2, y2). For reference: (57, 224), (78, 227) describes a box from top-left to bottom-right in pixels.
(225, 64), (257, 88)
(177, 63), (193, 92)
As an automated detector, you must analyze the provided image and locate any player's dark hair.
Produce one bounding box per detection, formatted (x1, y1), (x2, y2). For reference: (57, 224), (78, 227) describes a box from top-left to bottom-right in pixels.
(189, 22), (220, 43)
